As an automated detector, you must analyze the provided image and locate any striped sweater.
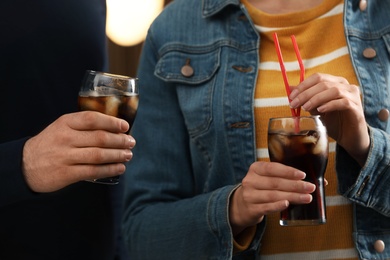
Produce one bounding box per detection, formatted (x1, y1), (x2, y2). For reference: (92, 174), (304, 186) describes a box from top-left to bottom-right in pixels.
(241, 0), (360, 259)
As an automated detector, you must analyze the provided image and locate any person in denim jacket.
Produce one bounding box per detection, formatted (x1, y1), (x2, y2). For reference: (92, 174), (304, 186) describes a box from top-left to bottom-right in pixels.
(122, 0), (390, 259)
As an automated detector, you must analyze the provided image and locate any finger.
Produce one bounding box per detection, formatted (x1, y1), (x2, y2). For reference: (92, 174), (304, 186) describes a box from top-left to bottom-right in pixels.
(314, 86), (362, 113)
(66, 147), (133, 165)
(255, 200), (290, 216)
(289, 73), (349, 103)
(251, 161), (306, 180)
(247, 191), (313, 214)
(292, 81), (357, 112)
(254, 190), (313, 204)
(316, 98), (358, 114)
(250, 176), (317, 194)
(74, 131), (136, 149)
(290, 81), (333, 109)
(72, 163), (127, 182)
(241, 180), (316, 204)
(297, 73), (349, 92)
(249, 196), (311, 218)
(241, 183), (314, 205)
(65, 111), (129, 133)
(300, 85), (342, 111)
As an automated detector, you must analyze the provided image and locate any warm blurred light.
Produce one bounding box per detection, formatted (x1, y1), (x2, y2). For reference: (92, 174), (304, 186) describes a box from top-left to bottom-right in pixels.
(106, 0), (164, 46)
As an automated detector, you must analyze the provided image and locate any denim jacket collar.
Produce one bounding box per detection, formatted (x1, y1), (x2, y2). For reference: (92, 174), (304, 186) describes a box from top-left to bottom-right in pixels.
(202, 0), (240, 17)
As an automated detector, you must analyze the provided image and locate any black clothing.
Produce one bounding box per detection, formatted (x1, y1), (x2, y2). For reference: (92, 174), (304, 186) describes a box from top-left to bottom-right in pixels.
(0, 0), (127, 259)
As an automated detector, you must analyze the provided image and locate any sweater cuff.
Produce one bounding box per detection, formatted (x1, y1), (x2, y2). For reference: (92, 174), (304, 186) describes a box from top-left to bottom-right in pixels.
(0, 137), (38, 207)
(233, 225), (257, 254)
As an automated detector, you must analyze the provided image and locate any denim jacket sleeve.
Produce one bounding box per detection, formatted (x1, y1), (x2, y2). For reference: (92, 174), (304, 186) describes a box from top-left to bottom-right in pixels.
(336, 1), (390, 257)
(336, 126), (390, 216)
(338, 0), (390, 216)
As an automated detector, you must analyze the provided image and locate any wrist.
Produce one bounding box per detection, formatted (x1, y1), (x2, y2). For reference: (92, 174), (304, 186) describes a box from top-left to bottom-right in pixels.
(348, 130), (370, 167)
(229, 186), (264, 236)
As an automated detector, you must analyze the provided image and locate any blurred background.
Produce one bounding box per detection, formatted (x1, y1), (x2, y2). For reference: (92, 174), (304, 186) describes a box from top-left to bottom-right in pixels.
(107, 0), (173, 77)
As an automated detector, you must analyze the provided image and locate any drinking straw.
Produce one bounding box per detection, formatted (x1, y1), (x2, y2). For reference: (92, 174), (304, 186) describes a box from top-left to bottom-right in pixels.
(273, 33), (305, 118)
(273, 33), (306, 133)
(272, 33), (297, 117)
(291, 35), (304, 117)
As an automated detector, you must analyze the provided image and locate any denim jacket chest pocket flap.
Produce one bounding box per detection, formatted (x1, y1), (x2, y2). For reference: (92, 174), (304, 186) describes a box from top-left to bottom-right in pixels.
(155, 48), (220, 84)
(154, 48), (221, 135)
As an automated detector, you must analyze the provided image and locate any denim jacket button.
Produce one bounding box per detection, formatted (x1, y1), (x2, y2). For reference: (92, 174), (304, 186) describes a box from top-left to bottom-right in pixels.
(363, 48), (377, 59)
(359, 0), (367, 11)
(374, 240), (385, 253)
(181, 58), (194, 78)
(181, 65), (194, 77)
(378, 109), (389, 121)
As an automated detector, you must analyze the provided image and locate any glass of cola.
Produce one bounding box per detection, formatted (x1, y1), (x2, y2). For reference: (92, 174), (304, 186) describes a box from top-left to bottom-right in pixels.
(78, 70), (139, 184)
(268, 116), (328, 226)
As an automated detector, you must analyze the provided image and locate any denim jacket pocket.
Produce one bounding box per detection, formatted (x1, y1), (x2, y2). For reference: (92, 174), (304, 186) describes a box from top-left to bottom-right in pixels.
(154, 48), (221, 135)
(155, 47), (220, 84)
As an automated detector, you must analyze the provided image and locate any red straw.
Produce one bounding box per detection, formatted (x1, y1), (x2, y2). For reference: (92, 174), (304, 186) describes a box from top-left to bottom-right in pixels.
(291, 35), (304, 117)
(272, 33), (297, 117)
(273, 33), (305, 118)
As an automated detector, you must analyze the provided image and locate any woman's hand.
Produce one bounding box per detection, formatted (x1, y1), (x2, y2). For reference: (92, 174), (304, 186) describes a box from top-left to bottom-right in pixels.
(289, 73), (370, 166)
(229, 161), (316, 236)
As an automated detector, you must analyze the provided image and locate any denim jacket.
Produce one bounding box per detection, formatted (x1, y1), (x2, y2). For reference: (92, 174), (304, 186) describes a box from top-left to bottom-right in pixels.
(122, 0), (390, 259)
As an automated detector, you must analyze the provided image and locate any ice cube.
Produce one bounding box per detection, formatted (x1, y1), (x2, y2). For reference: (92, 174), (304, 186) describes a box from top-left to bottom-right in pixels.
(79, 97), (105, 113)
(105, 96), (121, 117)
(301, 135), (318, 144)
(268, 134), (287, 162)
(127, 95), (139, 111)
(313, 133), (328, 155)
(300, 130), (319, 144)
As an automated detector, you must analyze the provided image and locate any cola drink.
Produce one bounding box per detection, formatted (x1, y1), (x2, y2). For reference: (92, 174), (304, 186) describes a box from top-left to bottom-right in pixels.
(78, 71), (138, 184)
(268, 116), (328, 226)
(78, 94), (138, 133)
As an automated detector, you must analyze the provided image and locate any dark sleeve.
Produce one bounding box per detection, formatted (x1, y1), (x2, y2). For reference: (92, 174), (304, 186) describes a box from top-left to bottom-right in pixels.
(0, 1), (129, 259)
(0, 138), (39, 207)
(0, 0), (107, 207)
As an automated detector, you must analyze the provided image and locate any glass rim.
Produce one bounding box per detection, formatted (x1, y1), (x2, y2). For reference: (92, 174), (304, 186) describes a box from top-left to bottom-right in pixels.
(87, 70), (138, 81)
(269, 115), (321, 121)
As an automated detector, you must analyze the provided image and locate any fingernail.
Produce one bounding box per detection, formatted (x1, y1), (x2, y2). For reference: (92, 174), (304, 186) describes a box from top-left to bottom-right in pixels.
(125, 150), (133, 161)
(128, 136), (136, 146)
(317, 105), (325, 113)
(294, 171), (306, 179)
(302, 101), (312, 111)
(304, 182), (316, 192)
(121, 120), (130, 131)
(300, 194), (313, 203)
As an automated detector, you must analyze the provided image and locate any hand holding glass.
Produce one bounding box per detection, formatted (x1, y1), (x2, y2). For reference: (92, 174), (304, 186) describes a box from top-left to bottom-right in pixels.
(78, 70), (139, 184)
(268, 116), (328, 226)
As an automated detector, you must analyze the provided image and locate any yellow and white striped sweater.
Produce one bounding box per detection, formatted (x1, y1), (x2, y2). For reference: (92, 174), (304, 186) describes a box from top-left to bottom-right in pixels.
(241, 0), (359, 258)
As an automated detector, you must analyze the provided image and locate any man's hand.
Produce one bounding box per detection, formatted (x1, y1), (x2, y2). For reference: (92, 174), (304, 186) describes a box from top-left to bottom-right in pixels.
(22, 111), (136, 192)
